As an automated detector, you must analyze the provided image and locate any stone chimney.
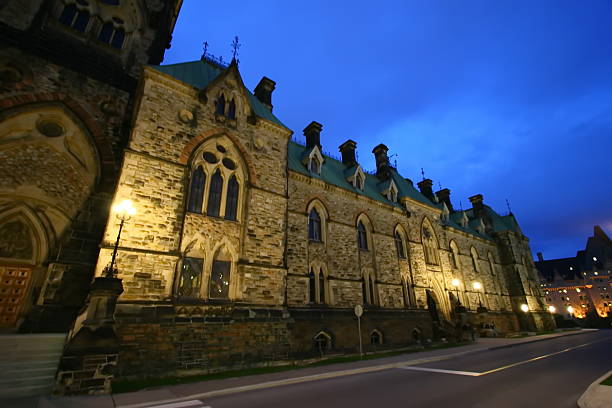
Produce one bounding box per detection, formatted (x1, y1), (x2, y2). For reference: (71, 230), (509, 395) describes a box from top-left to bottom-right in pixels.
(372, 144), (391, 179)
(436, 188), (453, 212)
(254, 77), (276, 111)
(417, 179), (435, 202)
(304, 121), (322, 149)
(469, 194), (484, 216)
(537, 252), (544, 262)
(339, 139), (357, 166)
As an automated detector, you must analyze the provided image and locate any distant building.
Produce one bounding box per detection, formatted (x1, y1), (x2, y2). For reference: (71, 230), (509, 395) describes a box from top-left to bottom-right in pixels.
(536, 226), (612, 319)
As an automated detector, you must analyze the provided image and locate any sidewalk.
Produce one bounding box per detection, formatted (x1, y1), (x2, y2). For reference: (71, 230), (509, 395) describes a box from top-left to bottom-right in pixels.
(5, 329), (597, 408)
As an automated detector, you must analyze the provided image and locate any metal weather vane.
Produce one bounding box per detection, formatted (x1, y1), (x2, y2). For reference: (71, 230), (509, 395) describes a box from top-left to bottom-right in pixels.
(231, 36), (242, 62)
(202, 41), (209, 59)
(421, 168), (426, 181)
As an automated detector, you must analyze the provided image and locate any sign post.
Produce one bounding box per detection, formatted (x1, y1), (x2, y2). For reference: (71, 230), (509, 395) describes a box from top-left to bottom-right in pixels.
(354, 304), (363, 359)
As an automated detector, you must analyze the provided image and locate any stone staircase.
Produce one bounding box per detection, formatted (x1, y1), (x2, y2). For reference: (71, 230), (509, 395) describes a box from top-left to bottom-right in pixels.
(0, 333), (66, 399)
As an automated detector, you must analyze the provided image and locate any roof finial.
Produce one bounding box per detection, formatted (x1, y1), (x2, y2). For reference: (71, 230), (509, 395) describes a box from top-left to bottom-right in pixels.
(506, 198), (512, 214)
(202, 41), (209, 60)
(231, 36), (242, 62)
(438, 182), (442, 191)
(420, 167), (425, 181)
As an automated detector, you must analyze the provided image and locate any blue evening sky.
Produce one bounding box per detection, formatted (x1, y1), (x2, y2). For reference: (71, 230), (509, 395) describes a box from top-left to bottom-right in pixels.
(164, 0), (612, 260)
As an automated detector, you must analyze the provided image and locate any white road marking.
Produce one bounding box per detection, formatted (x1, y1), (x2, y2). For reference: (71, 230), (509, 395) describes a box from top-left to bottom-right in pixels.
(398, 366), (480, 376)
(146, 400), (210, 408)
(398, 339), (605, 377)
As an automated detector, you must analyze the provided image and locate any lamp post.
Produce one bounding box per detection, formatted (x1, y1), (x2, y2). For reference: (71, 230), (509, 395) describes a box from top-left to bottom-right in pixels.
(472, 281), (487, 313)
(451, 278), (465, 312)
(103, 199), (136, 278)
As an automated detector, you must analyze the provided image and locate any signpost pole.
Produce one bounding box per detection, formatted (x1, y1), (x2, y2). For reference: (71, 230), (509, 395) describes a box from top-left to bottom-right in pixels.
(354, 304), (364, 359)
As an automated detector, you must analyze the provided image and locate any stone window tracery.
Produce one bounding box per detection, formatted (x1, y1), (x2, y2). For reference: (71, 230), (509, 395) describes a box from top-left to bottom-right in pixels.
(313, 331), (332, 354)
(394, 227), (407, 259)
(98, 20), (125, 49)
(307, 265), (327, 304)
(422, 222), (439, 265)
(471, 247), (480, 273)
(177, 257), (203, 298)
(362, 271), (377, 306)
(357, 221), (368, 251)
(450, 241), (460, 269)
(370, 329), (383, 345)
(186, 138), (246, 222)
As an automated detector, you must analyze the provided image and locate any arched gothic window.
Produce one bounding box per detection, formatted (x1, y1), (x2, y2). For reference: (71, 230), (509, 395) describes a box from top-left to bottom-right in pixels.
(59, 3), (90, 32)
(225, 175), (239, 221)
(422, 223), (439, 265)
(308, 268), (316, 303)
(209, 247), (231, 299)
(308, 209), (321, 241)
(177, 257), (203, 298)
(395, 230), (406, 259)
(402, 277), (413, 307)
(357, 221), (368, 251)
(187, 167), (205, 213)
(369, 275), (377, 306)
(471, 248), (480, 273)
(370, 330), (383, 345)
(207, 169), (223, 217)
(98, 22), (125, 49)
(215, 94), (226, 115)
(450, 241), (460, 269)
(313, 331), (332, 354)
(227, 99), (236, 119)
(319, 270), (326, 304)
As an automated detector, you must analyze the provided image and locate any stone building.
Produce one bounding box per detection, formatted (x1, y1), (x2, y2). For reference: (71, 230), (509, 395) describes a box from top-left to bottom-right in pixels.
(536, 226), (612, 319)
(0, 0), (553, 387)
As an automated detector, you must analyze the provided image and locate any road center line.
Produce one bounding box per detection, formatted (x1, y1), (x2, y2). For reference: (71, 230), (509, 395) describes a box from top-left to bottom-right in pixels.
(145, 400), (210, 408)
(398, 366), (480, 376)
(398, 339), (607, 377)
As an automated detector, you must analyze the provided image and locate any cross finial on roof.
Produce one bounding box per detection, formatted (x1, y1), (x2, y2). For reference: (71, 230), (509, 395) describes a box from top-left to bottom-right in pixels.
(438, 182), (442, 191)
(231, 36), (242, 61)
(202, 41), (209, 59)
(420, 168), (425, 180)
(506, 198), (512, 214)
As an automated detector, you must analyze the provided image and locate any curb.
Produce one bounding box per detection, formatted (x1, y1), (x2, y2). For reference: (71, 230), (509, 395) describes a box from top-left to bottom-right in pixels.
(578, 370), (612, 408)
(115, 329), (597, 408)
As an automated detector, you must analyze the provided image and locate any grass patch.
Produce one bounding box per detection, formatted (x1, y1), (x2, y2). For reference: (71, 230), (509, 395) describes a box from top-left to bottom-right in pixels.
(112, 342), (468, 394)
(601, 374), (612, 386)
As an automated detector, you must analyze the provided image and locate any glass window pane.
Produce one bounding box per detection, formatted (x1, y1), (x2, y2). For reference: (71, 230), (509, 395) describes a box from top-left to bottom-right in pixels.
(98, 22), (113, 43)
(209, 260), (230, 299)
(207, 170), (223, 216)
(178, 257), (202, 298)
(73, 10), (90, 32)
(111, 27), (125, 49)
(225, 175), (239, 220)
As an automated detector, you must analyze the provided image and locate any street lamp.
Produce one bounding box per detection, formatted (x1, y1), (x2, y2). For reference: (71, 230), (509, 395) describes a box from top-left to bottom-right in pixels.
(451, 278), (464, 312)
(548, 305), (556, 313)
(103, 199), (136, 278)
(520, 303), (529, 313)
(567, 305), (574, 315)
(472, 281), (486, 312)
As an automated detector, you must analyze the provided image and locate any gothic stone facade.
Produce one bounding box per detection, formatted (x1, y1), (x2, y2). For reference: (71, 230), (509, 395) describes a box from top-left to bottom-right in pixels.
(1, 0), (553, 382)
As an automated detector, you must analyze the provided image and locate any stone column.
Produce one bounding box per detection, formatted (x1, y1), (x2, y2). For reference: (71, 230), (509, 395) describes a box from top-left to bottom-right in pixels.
(54, 277), (123, 395)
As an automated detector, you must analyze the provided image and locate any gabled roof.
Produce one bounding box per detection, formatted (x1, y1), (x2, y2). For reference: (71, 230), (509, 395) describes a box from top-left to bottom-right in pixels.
(150, 59), (286, 128)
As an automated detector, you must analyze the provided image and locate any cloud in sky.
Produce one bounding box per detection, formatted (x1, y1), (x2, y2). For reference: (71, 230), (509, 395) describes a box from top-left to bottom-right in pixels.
(166, 0), (612, 258)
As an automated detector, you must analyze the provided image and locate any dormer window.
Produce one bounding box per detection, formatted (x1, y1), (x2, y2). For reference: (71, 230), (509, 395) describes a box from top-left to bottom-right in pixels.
(309, 156), (321, 174)
(382, 180), (398, 203)
(227, 99), (236, 120)
(215, 94), (226, 115)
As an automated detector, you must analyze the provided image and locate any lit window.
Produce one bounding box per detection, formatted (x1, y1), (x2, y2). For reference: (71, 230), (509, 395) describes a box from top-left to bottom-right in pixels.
(206, 169), (223, 216)
(177, 257), (203, 297)
(309, 156), (321, 174)
(209, 259), (230, 299)
(224, 175), (239, 221)
(187, 166), (205, 213)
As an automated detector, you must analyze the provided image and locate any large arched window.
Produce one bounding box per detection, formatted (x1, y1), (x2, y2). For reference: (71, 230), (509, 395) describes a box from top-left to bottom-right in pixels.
(308, 209), (321, 241)
(225, 175), (239, 221)
(421, 220), (439, 265)
(188, 137), (247, 221)
(357, 221), (368, 251)
(207, 169), (223, 217)
(227, 99), (236, 120)
(362, 271), (377, 305)
(307, 265), (327, 304)
(187, 166), (205, 213)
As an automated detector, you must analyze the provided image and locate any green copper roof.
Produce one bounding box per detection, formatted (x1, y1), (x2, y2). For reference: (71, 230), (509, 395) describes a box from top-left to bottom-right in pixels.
(289, 141), (518, 241)
(151, 60), (286, 128)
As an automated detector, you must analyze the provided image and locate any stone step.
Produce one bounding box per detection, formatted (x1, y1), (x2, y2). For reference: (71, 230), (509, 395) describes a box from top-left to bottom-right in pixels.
(0, 383), (54, 399)
(0, 374), (56, 389)
(0, 365), (58, 380)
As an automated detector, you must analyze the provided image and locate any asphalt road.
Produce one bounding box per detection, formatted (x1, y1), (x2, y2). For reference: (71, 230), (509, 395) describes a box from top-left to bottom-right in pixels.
(183, 330), (612, 408)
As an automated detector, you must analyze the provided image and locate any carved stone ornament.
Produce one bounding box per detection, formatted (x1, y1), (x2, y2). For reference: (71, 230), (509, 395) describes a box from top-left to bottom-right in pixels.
(178, 109), (194, 123)
(0, 220), (33, 259)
